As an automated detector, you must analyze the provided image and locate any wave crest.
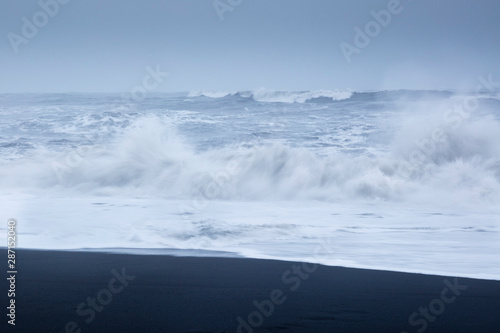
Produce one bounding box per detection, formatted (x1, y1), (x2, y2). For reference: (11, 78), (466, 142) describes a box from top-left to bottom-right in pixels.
(187, 89), (353, 103)
(2, 114), (499, 205)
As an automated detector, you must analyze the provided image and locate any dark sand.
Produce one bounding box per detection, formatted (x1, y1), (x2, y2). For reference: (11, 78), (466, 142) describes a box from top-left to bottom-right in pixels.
(3, 249), (500, 332)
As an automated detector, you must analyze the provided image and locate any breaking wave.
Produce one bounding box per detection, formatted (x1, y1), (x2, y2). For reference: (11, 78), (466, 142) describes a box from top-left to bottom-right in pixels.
(1, 112), (499, 205)
(187, 89), (353, 103)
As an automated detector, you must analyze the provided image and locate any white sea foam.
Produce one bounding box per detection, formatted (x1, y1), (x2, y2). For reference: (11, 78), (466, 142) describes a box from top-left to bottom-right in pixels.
(1, 91), (499, 279)
(187, 90), (236, 98)
(187, 89), (353, 103)
(250, 89), (353, 103)
(2, 110), (499, 206)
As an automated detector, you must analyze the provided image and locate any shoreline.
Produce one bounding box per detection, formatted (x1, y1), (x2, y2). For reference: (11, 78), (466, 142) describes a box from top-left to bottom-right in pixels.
(2, 249), (500, 332)
(4, 246), (500, 281)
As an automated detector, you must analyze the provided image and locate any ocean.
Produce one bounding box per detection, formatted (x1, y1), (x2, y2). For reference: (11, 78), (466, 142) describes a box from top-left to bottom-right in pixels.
(1, 89), (499, 279)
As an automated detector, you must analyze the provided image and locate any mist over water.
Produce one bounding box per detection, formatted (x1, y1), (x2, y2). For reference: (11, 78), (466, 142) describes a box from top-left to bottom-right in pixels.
(1, 90), (499, 278)
(1, 90), (499, 204)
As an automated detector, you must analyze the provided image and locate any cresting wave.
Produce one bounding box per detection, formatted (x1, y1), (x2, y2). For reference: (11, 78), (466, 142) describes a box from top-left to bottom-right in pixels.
(185, 89), (494, 103)
(1, 114), (499, 206)
(187, 89), (354, 103)
(2, 92), (499, 280)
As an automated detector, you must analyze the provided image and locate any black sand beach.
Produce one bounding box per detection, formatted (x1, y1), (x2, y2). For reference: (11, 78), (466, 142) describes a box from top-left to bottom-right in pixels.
(3, 249), (500, 332)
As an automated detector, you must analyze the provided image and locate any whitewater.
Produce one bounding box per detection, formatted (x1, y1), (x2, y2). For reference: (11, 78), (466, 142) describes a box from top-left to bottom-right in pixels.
(1, 90), (499, 280)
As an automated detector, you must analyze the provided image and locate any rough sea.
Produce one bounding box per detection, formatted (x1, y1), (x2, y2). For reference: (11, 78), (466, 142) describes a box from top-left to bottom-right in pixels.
(1, 89), (499, 279)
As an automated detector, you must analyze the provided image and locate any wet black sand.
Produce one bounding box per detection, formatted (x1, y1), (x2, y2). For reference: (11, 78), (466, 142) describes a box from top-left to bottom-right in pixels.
(2, 249), (500, 332)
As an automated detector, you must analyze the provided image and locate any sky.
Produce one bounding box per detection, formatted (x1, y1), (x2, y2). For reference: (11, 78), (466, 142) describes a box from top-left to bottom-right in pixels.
(0, 0), (499, 93)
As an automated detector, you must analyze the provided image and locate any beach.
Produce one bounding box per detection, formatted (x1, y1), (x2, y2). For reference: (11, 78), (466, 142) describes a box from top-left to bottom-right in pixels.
(2, 1), (500, 332)
(4, 249), (500, 332)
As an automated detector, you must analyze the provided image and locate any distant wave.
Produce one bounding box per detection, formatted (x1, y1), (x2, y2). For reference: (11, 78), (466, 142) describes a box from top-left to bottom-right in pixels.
(187, 89), (353, 103)
(185, 89), (470, 103)
(187, 90), (236, 99)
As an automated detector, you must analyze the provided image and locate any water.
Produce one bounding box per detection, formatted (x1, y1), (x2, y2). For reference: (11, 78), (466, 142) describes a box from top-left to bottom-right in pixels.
(1, 90), (499, 279)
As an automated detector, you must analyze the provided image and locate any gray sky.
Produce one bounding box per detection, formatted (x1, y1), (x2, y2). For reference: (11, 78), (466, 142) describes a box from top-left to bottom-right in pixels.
(1, 0), (499, 93)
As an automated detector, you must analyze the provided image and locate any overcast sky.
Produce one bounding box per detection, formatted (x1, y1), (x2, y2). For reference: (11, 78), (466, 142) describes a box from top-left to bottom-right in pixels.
(1, 0), (499, 93)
